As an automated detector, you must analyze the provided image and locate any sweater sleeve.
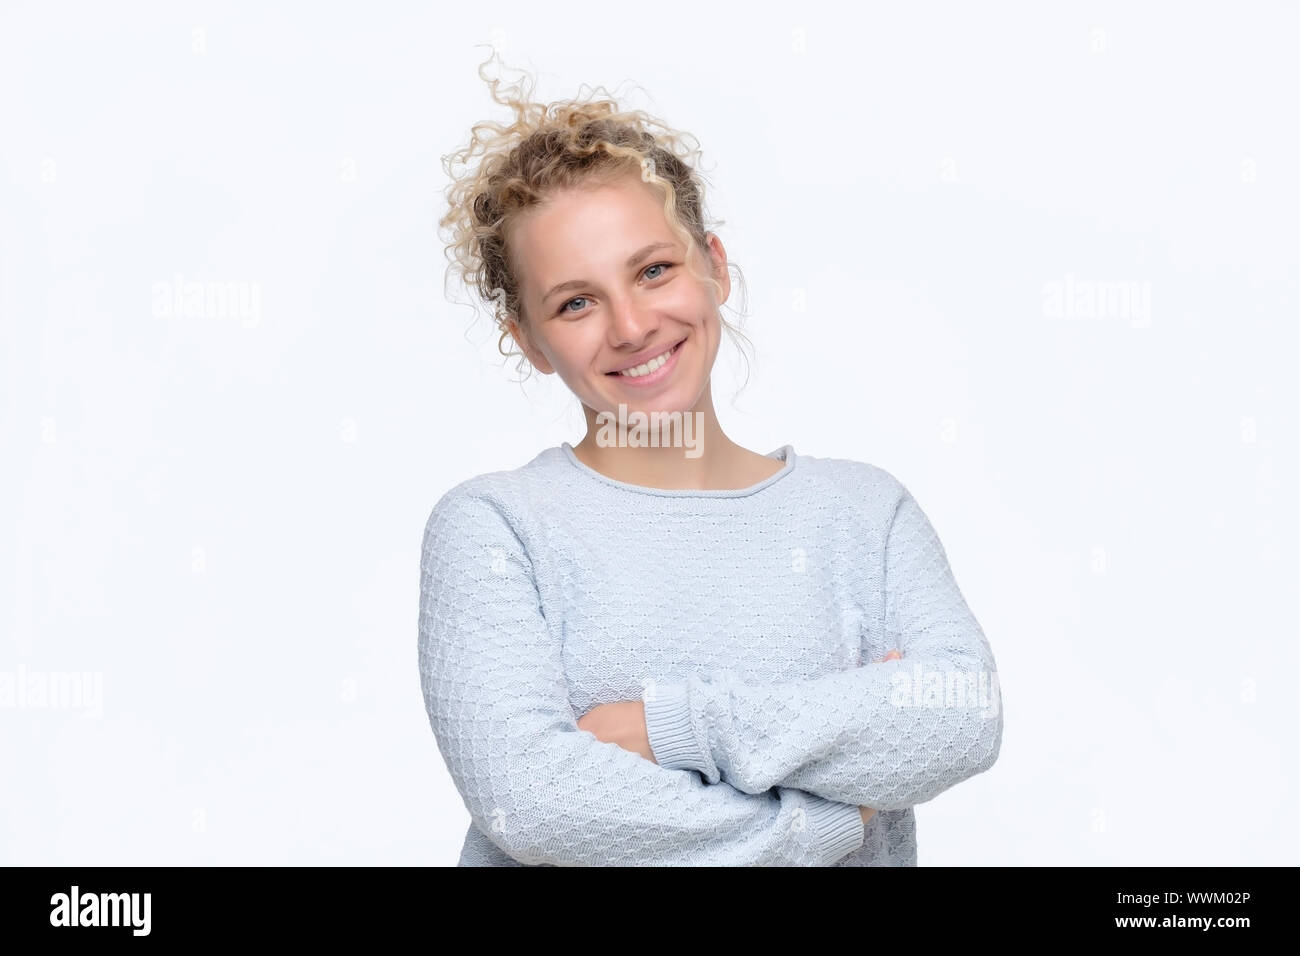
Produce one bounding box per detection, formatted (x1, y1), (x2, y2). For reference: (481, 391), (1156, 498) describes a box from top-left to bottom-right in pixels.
(418, 487), (865, 866)
(641, 483), (1004, 811)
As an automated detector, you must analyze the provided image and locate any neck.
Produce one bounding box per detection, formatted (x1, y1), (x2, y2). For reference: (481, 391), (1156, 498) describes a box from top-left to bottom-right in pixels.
(573, 381), (760, 490)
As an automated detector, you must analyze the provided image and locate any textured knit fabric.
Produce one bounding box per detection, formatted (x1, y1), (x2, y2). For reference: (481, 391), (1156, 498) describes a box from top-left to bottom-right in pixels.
(418, 442), (1003, 866)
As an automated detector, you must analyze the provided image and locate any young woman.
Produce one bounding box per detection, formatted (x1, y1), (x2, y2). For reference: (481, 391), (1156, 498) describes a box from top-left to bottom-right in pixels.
(419, 53), (1003, 866)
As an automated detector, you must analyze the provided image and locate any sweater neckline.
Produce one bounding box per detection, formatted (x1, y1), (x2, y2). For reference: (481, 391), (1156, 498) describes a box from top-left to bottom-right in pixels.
(558, 442), (797, 498)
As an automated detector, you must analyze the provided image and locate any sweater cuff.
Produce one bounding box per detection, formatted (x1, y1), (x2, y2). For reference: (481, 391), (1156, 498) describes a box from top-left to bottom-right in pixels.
(642, 681), (710, 775)
(804, 795), (866, 865)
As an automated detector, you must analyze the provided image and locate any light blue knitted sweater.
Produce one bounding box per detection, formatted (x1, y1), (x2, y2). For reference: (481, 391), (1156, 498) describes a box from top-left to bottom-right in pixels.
(418, 442), (1003, 866)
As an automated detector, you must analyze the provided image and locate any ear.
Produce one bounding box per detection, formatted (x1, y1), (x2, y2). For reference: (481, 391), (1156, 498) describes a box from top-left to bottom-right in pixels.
(704, 232), (731, 305)
(506, 315), (555, 374)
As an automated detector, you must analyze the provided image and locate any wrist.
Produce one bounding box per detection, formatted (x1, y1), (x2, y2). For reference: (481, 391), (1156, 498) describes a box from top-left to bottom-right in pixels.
(641, 681), (710, 774)
(804, 794), (866, 865)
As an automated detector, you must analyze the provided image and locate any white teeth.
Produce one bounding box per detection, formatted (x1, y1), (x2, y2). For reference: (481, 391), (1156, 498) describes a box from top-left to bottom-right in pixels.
(617, 344), (674, 378)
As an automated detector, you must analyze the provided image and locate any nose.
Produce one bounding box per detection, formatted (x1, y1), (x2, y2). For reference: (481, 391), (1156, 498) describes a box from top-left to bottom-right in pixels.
(606, 294), (659, 348)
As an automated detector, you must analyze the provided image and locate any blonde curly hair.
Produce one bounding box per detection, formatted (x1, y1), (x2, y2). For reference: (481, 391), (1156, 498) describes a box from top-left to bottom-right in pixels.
(438, 48), (753, 385)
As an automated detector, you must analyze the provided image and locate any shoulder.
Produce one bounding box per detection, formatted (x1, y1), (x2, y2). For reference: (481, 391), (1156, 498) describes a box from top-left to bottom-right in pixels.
(795, 454), (956, 567)
(794, 450), (911, 510)
(422, 446), (569, 545)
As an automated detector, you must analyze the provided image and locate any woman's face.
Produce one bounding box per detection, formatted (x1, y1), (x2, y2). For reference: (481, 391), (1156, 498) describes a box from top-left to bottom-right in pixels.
(506, 169), (729, 417)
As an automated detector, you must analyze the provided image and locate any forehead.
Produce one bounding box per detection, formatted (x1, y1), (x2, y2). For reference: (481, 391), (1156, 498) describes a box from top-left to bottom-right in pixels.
(510, 175), (674, 281)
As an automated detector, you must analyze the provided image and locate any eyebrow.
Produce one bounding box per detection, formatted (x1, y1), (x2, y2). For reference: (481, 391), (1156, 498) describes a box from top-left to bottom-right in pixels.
(540, 241), (679, 307)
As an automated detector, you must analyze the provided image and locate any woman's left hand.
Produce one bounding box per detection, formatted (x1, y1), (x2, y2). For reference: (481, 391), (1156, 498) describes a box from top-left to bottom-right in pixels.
(576, 701), (656, 763)
(577, 650), (902, 763)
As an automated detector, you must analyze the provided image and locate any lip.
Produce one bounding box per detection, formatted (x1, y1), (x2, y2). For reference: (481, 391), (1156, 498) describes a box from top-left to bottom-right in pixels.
(605, 339), (683, 388)
(606, 337), (686, 374)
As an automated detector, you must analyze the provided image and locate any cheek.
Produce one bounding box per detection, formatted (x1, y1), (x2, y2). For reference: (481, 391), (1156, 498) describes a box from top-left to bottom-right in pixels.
(548, 327), (603, 376)
(674, 286), (716, 321)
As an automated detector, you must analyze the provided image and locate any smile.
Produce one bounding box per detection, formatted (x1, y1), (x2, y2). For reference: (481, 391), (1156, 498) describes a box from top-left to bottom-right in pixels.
(606, 340), (683, 385)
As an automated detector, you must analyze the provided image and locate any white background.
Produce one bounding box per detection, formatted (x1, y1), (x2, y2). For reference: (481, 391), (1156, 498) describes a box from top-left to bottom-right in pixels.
(2, 1), (1296, 865)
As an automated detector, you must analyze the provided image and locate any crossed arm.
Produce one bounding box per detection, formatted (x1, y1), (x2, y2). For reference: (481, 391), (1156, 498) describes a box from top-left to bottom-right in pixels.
(421, 480), (1001, 865)
(577, 648), (904, 826)
(576, 486), (1003, 815)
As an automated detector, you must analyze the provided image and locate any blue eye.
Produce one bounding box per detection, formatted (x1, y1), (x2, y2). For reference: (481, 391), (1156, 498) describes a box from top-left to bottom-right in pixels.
(556, 263), (673, 316)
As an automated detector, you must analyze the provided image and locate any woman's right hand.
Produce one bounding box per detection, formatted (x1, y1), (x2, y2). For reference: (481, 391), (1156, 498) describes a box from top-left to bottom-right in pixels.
(860, 648), (903, 825)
